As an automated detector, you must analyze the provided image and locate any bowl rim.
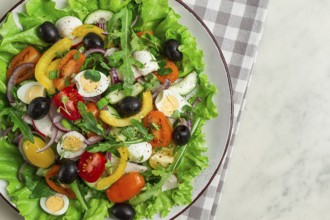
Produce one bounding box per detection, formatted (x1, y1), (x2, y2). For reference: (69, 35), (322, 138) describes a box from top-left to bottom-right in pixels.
(0, 0), (234, 219)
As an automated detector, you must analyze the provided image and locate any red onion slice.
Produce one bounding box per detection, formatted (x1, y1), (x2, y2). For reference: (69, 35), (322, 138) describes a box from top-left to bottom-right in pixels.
(6, 63), (35, 104)
(22, 114), (33, 125)
(36, 127), (58, 153)
(152, 79), (171, 100)
(2, 126), (13, 137)
(84, 135), (104, 145)
(49, 100), (70, 132)
(83, 48), (106, 57)
(17, 162), (27, 182)
(84, 95), (101, 103)
(110, 68), (120, 84)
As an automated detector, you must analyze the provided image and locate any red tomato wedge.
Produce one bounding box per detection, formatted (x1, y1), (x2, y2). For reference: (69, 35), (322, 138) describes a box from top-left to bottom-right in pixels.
(154, 59), (179, 83)
(53, 86), (84, 120)
(143, 110), (173, 147)
(45, 165), (76, 199)
(105, 172), (145, 203)
(53, 49), (85, 91)
(7, 46), (41, 84)
(78, 152), (106, 183)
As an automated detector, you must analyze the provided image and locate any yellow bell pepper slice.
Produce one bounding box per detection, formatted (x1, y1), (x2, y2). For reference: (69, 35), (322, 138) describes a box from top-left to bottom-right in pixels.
(71, 24), (105, 40)
(100, 90), (153, 127)
(35, 38), (72, 94)
(46, 58), (62, 74)
(96, 146), (128, 191)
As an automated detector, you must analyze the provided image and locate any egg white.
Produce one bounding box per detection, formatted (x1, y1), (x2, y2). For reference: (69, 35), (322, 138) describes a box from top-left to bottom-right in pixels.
(17, 81), (46, 104)
(55, 16), (82, 39)
(40, 193), (69, 216)
(74, 70), (110, 97)
(155, 89), (189, 117)
(127, 142), (152, 163)
(57, 131), (87, 159)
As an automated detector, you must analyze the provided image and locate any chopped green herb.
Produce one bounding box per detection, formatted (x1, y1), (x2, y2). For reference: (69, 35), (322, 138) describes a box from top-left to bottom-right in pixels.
(48, 70), (58, 80)
(84, 69), (101, 82)
(73, 51), (80, 60)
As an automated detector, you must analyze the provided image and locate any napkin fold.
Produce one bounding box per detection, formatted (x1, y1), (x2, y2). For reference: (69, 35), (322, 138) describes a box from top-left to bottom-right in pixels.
(180, 0), (269, 219)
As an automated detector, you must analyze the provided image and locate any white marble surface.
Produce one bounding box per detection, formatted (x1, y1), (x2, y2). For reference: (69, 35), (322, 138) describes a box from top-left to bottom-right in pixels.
(2, 0), (330, 220)
(216, 0), (330, 219)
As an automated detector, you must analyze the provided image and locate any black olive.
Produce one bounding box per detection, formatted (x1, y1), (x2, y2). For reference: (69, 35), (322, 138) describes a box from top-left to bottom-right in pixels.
(57, 160), (78, 184)
(37, 21), (60, 43)
(163, 39), (183, 61)
(172, 125), (191, 145)
(27, 97), (50, 120)
(117, 96), (142, 118)
(110, 203), (135, 220)
(83, 32), (104, 49)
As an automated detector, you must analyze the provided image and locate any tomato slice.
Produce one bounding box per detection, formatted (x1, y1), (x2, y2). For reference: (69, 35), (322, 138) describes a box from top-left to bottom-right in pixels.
(7, 46), (41, 84)
(53, 86), (84, 120)
(53, 49), (86, 91)
(86, 102), (100, 119)
(154, 59), (178, 83)
(45, 165), (76, 199)
(142, 110), (173, 147)
(105, 172), (145, 203)
(78, 152), (106, 183)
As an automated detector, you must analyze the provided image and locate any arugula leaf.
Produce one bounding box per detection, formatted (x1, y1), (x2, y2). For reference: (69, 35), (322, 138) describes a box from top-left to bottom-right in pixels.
(0, 108), (34, 142)
(107, 8), (136, 95)
(130, 118), (154, 141)
(76, 102), (104, 136)
(88, 138), (145, 152)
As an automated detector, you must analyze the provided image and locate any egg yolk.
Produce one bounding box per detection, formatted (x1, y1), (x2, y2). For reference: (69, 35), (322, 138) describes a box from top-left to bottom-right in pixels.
(62, 136), (82, 152)
(45, 195), (64, 213)
(24, 85), (44, 104)
(159, 95), (179, 116)
(80, 75), (100, 93)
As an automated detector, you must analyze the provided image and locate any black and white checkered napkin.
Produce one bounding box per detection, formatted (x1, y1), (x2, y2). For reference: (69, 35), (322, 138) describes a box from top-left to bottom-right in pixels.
(179, 0), (269, 219)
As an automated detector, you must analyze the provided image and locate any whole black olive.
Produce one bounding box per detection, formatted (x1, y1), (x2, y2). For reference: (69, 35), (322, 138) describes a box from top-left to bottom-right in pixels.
(37, 21), (60, 43)
(117, 96), (142, 117)
(163, 39), (183, 61)
(27, 97), (50, 120)
(110, 203), (135, 220)
(172, 125), (191, 145)
(57, 160), (78, 184)
(83, 32), (104, 49)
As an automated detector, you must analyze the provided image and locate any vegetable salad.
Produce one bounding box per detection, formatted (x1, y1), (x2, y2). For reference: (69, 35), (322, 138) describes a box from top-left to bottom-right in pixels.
(0, 0), (218, 219)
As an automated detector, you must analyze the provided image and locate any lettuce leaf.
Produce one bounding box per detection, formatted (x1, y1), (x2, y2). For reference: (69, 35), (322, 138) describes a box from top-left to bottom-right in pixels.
(99, 0), (131, 12)
(155, 10), (204, 77)
(134, 0), (170, 31)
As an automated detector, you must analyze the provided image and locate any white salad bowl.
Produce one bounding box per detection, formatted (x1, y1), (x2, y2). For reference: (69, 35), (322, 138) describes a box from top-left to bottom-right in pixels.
(0, 0), (233, 219)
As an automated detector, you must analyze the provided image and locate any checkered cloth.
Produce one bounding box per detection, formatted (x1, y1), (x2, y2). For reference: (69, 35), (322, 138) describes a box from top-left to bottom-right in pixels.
(179, 0), (269, 219)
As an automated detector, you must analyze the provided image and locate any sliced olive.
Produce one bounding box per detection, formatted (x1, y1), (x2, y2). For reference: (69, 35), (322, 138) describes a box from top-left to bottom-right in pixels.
(27, 97), (50, 120)
(110, 203), (135, 220)
(163, 39), (183, 61)
(37, 21), (60, 43)
(58, 160), (78, 184)
(172, 125), (191, 145)
(117, 96), (142, 118)
(83, 32), (104, 49)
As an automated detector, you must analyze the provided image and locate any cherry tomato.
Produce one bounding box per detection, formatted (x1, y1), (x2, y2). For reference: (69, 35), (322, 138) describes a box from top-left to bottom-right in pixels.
(106, 172), (145, 203)
(45, 165), (76, 199)
(154, 59), (178, 83)
(53, 49), (86, 91)
(7, 46), (41, 84)
(136, 30), (154, 37)
(142, 110), (172, 147)
(78, 152), (106, 183)
(53, 86), (84, 120)
(86, 102), (100, 119)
